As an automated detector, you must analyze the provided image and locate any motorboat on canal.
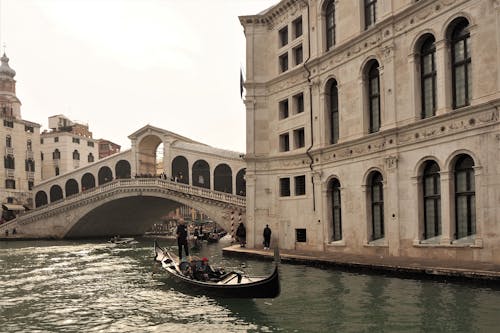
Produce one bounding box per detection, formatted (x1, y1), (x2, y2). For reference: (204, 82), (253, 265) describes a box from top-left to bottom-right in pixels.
(153, 241), (280, 298)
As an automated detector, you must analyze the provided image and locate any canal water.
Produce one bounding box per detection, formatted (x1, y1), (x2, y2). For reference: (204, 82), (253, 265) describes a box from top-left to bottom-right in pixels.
(1, 237), (500, 333)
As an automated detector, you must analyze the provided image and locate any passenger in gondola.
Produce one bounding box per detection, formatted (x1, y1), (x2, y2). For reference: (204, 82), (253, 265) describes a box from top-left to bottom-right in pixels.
(194, 257), (210, 281)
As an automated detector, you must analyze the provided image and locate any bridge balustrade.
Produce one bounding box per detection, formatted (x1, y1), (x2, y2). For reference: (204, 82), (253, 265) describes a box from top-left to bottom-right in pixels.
(9, 178), (245, 227)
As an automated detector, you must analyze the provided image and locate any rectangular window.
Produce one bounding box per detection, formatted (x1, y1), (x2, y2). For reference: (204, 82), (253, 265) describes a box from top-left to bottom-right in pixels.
(3, 119), (13, 128)
(54, 137), (59, 143)
(279, 133), (290, 152)
(296, 228), (307, 242)
(25, 125), (34, 133)
(293, 45), (303, 65)
(279, 26), (288, 47)
(87, 141), (94, 147)
(293, 17), (302, 38)
(293, 128), (305, 149)
(279, 99), (289, 119)
(293, 93), (304, 114)
(279, 53), (289, 73)
(28, 181), (34, 191)
(72, 137), (80, 144)
(295, 175), (306, 195)
(5, 179), (15, 189)
(280, 178), (291, 197)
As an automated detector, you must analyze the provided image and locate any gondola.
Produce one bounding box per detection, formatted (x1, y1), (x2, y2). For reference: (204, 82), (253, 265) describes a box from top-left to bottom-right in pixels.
(153, 241), (280, 298)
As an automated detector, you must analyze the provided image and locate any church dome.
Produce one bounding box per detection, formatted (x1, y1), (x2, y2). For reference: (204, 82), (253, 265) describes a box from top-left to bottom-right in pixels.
(0, 53), (16, 78)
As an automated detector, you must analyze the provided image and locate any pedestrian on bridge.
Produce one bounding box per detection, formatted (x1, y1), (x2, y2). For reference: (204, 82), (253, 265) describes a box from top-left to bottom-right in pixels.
(176, 219), (189, 261)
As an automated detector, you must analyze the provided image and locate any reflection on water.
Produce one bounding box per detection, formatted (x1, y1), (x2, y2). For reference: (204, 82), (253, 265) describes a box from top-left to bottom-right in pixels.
(1, 238), (500, 332)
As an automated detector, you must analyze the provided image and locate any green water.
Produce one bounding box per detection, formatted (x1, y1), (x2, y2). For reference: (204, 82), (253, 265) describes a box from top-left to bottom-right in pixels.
(1, 237), (499, 332)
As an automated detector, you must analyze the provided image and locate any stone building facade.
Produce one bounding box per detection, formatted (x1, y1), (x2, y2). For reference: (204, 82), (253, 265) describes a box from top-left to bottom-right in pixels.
(40, 115), (99, 179)
(240, 0), (500, 263)
(0, 53), (42, 219)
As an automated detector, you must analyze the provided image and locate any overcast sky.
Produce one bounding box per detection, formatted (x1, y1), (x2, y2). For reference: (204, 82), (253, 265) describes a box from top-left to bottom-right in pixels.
(0, 0), (278, 152)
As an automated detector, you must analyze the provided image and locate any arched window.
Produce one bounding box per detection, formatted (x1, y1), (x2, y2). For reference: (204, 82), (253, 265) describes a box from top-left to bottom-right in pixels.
(171, 156), (189, 184)
(370, 171), (384, 240)
(420, 35), (436, 118)
(50, 185), (63, 202)
(329, 179), (342, 241)
(192, 160), (210, 189)
(98, 166), (113, 185)
(214, 164), (233, 193)
(325, 0), (335, 51)
(367, 60), (381, 133)
(82, 172), (96, 191)
(88, 153), (94, 163)
(449, 18), (471, 109)
(327, 79), (339, 144)
(115, 160), (131, 179)
(53, 149), (60, 160)
(364, 0), (377, 30)
(65, 179), (79, 197)
(236, 168), (246, 196)
(423, 161), (441, 239)
(72, 150), (80, 160)
(35, 191), (48, 208)
(454, 155), (475, 239)
(6, 135), (11, 148)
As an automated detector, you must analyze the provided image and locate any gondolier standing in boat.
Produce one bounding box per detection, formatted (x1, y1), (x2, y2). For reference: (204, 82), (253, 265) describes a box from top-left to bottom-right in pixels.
(176, 219), (189, 261)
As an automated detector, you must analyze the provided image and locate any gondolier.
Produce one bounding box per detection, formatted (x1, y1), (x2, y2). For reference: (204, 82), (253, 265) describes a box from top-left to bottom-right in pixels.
(176, 219), (189, 261)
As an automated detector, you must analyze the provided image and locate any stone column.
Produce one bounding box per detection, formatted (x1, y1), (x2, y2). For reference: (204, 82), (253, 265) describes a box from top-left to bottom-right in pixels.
(380, 44), (396, 131)
(411, 175), (424, 244)
(245, 173), (257, 248)
(407, 52), (421, 122)
(439, 171), (452, 244)
(435, 39), (450, 115)
(473, 165), (484, 247)
(384, 155), (400, 256)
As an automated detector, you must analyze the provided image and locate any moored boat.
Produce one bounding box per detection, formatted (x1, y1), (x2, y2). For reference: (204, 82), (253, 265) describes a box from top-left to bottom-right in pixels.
(153, 241), (280, 298)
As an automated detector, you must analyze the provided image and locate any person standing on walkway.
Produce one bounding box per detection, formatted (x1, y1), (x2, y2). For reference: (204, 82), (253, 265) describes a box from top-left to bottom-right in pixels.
(236, 222), (246, 247)
(176, 219), (189, 261)
(263, 224), (272, 250)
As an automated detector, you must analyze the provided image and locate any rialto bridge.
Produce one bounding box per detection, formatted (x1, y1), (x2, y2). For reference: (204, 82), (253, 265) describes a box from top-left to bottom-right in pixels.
(0, 125), (247, 239)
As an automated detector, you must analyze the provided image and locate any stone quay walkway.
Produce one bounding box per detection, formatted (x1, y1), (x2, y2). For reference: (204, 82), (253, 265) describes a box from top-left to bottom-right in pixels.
(222, 245), (500, 284)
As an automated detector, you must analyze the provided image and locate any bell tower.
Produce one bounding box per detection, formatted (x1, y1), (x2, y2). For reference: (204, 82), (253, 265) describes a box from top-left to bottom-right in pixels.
(0, 52), (21, 119)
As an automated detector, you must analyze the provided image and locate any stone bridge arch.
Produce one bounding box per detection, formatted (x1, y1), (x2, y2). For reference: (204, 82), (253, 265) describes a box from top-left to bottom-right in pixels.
(7, 179), (245, 239)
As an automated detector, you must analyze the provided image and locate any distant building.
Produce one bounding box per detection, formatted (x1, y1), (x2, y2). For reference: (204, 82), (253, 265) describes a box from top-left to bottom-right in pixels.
(98, 139), (120, 159)
(40, 115), (98, 179)
(240, 0), (500, 263)
(0, 53), (42, 220)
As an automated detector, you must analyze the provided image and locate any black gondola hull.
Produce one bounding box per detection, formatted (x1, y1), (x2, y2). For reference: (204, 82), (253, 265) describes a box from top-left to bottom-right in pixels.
(154, 241), (280, 298)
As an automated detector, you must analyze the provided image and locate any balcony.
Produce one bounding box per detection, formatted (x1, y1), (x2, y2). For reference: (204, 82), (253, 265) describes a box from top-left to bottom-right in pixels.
(5, 168), (14, 178)
(5, 147), (13, 155)
(26, 150), (34, 159)
(27, 171), (35, 180)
